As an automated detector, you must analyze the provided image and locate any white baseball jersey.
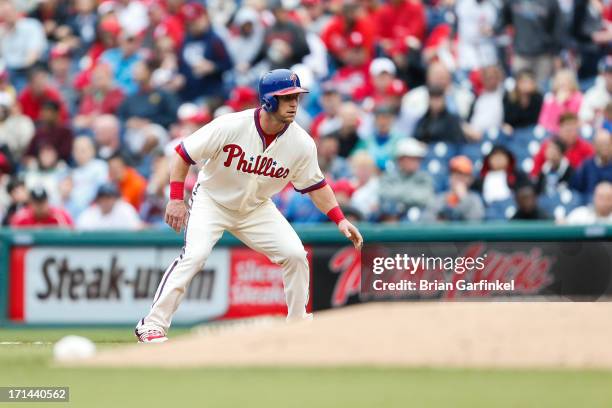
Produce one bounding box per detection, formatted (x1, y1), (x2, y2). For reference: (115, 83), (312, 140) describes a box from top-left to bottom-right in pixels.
(179, 108), (326, 212)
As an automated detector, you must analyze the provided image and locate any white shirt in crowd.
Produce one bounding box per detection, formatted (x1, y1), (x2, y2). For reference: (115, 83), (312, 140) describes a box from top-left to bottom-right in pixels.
(469, 87), (504, 133)
(565, 206), (612, 225)
(482, 170), (512, 204)
(456, 0), (498, 70)
(77, 200), (142, 230)
(0, 17), (47, 69)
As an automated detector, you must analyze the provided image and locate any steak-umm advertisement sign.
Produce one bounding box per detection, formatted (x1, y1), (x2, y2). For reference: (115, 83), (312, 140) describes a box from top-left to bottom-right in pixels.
(7, 246), (311, 324)
(8, 247), (230, 324)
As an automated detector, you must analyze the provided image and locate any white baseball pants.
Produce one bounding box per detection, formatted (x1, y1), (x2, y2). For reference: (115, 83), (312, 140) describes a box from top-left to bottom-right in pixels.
(137, 184), (311, 334)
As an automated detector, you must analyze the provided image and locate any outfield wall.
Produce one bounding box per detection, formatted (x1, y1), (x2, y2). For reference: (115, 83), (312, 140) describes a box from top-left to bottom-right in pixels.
(1, 222), (611, 326)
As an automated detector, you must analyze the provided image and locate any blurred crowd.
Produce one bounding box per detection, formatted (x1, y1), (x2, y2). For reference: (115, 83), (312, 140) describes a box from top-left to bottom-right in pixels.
(0, 0), (611, 229)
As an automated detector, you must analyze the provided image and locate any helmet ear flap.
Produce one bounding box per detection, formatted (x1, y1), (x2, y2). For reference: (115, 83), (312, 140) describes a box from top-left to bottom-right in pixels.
(262, 94), (278, 112)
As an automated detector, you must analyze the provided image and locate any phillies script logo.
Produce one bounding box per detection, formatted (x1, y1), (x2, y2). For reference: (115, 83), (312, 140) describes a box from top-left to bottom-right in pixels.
(329, 244), (556, 306)
(329, 247), (361, 307)
(436, 243), (554, 299)
(223, 144), (290, 179)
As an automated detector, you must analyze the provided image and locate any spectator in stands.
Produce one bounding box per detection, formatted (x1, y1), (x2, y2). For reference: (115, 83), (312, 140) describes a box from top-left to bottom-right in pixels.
(350, 151), (380, 221)
(572, 0), (612, 80)
(538, 69), (584, 134)
(0, 65), (16, 102)
(401, 61), (474, 128)
(535, 138), (574, 196)
(423, 155), (484, 222)
(565, 181), (612, 224)
(73, 63), (124, 130)
(455, 0), (498, 71)
(334, 102), (361, 158)
(0, 140), (14, 175)
(10, 186), (73, 228)
(260, 0), (310, 69)
(571, 129), (612, 200)
(25, 100), (74, 163)
(219, 7), (264, 85)
(77, 182), (142, 230)
(284, 190), (327, 224)
(0, 92), (35, 160)
(92, 114), (127, 161)
(496, 0), (563, 85)
(75, 16), (121, 72)
(311, 81), (342, 140)
(378, 138), (434, 216)
(99, 29), (144, 96)
(579, 56), (612, 126)
(142, 0), (184, 53)
(356, 104), (404, 170)
(66, 0), (99, 55)
(374, 0), (426, 59)
(473, 145), (528, 204)
(224, 86), (259, 114)
(330, 178), (356, 207)
(107, 153), (147, 210)
(329, 29), (373, 99)
(18, 66), (69, 124)
(63, 136), (109, 218)
(118, 59), (178, 131)
(317, 134), (352, 181)
(49, 44), (77, 114)
(465, 65), (504, 140)
(140, 153), (169, 227)
(29, 0), (71, 43)
(149, 29), (184, 94)
(0, 0), (48, 91)
(22, 143), (66, 206)
(177, 2), (232, 106)
(321, 1), (375, 65)
(532, 113), (595, 177)
(414, 86), (466, 144)
(115, 0), (150, 36)
(502, 69), (543, 132)
(354, 58), (407, 112)
(511, 182), (551, 220)
(299, 0), (332, 36)
(1, 178), (28, 226)
(605, 101), (612, 133)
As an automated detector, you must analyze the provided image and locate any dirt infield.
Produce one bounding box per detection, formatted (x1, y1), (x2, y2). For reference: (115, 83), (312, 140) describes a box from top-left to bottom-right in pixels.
(71, 302), (612, 369)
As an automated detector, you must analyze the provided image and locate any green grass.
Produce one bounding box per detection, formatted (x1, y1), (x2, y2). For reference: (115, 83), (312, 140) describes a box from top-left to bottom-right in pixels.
(1, 328), (611, 408)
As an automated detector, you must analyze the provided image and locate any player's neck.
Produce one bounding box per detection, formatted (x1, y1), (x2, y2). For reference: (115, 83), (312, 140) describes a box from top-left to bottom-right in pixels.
(259, 109), (285, 136)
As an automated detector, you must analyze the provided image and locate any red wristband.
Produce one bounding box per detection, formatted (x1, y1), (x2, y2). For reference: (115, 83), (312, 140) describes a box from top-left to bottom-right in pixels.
(170, 181), (184, 200)
(326, 206), (345, 225)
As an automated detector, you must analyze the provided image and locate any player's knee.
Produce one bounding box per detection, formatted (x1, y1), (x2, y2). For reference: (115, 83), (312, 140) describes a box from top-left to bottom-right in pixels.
(181, 246), (211, 270)
(281, 246), (308, 267)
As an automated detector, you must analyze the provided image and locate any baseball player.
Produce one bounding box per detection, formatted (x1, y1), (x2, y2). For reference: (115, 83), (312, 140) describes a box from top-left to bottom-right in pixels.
(135, 69), (363, 343)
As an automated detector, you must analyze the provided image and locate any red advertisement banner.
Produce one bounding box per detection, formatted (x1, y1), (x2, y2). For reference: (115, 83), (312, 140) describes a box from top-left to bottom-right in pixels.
(223, 247), (313, 319)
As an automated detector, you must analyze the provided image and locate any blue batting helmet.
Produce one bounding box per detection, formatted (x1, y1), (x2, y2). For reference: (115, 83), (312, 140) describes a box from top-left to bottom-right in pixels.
(258, 69), (309, 112)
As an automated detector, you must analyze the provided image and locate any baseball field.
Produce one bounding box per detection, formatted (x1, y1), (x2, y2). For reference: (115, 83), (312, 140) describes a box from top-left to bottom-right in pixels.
(2, 302), (612, 408)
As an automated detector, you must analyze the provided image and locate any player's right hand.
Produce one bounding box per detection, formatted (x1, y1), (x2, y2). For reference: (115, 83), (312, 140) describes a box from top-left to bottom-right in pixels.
(165, 199), (188, 233)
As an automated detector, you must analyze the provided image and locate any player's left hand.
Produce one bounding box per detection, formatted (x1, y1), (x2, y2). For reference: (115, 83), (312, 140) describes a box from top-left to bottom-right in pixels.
(338, 219), (363, 250)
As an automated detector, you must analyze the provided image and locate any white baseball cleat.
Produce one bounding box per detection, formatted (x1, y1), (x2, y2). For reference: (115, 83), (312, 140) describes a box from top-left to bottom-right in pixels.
(136, 329), (168, 344)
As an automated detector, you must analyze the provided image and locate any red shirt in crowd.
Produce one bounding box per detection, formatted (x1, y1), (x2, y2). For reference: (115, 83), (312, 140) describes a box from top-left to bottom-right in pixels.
(10, 206), (74, 228)
(531, 138), (595, 177)
(78, 88), (125, 116)
(375, 0), (427, 46)
(321, 14), (376, 60)
(27, 123), (75, 162)
(18, 86), (69, 124)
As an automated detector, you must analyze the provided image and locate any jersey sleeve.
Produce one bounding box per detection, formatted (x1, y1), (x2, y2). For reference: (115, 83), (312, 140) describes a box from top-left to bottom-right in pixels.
(292, 138), (327, 194)
(179, 120), (226, 163)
